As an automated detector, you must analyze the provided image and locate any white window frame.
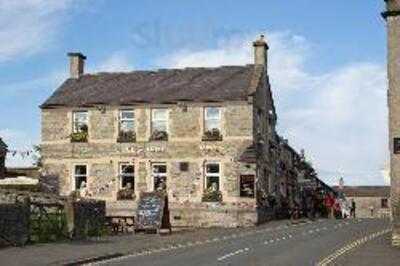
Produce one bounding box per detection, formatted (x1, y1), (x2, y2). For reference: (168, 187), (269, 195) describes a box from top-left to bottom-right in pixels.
(204, 162), (220, 191)
(204, 107), (221, 132)
(151, 163), (167, 191)
(151, 108), (168, 134)
(119, 109), (135, 133)
(119, 163), (135, 190)
(72, 111), (88, 133)
(73, 164), (88, 191)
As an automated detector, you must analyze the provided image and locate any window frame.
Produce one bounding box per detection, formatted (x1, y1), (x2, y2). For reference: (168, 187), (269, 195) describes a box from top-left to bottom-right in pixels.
(119, 109), (135, 133)
(204, 162), (221, 191)
(151, 108), (168, 134)
(151, 162), (167, 191)
(119, 163), (135, 190)
(72, 111), (89, 133)
(73, 164), (88, 191)
(204, 107), (222, 132)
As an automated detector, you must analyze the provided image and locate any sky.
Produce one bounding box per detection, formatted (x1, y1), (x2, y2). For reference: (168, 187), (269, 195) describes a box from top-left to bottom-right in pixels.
(0, 0), (390, 186)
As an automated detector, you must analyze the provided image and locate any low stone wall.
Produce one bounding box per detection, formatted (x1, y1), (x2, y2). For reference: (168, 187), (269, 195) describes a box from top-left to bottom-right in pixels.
(0, 200), (30, 247)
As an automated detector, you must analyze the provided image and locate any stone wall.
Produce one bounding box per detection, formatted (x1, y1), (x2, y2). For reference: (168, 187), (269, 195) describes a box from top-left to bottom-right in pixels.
(348, 196), (391, 218)
(41, 101), (277, 227)
(385, 1), (400, 246)
(0, 200), (30, 247)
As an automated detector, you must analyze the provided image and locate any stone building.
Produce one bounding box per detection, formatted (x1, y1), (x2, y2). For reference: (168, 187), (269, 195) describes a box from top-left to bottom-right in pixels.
(334, 186), (391, 218)
(0, 138), (7, 179)
(40, 36), (287, 227)
(383, 0), (400, 245)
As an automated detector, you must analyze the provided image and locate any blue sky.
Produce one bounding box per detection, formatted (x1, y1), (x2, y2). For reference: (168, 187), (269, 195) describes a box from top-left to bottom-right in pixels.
(0, 0), (389, 185)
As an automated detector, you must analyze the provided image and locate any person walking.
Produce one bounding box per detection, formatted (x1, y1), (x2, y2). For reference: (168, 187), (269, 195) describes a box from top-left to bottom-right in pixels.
(350, 199), (356, 218)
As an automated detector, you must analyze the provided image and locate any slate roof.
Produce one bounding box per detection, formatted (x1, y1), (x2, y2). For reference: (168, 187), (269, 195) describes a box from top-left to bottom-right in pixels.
(333, 186), (390, 198)
(41, 65), (263, 108)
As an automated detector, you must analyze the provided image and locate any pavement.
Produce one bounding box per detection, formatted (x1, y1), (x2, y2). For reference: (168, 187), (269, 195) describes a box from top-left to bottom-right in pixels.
(0, 218), (397, 266)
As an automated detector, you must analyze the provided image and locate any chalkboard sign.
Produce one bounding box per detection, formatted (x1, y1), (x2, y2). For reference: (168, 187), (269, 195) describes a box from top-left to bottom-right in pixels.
(135, 192), (169, 232)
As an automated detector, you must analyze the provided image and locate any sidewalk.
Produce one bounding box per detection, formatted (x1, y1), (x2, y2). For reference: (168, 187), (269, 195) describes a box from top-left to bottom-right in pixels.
(0, 219), (299, 266)
(333, 230), (400, 265)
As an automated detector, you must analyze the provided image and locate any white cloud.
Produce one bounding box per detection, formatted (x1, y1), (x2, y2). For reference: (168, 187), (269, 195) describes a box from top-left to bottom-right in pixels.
(91, 51), (134, 73)
(0, 0), (79, 62)
(159, 31), (388, 185)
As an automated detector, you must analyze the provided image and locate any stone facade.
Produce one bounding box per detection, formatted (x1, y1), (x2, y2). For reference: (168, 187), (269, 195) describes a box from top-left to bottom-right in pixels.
(346, 196), (391, 219)
(383, 0), (400, 246)
(40, 37), (294, 227)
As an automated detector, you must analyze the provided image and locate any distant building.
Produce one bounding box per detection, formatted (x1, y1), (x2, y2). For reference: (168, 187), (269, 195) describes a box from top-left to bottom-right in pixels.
(0, 138), (7, 179)
(334, 186), (391, 218)
(383, 0), (400, 246)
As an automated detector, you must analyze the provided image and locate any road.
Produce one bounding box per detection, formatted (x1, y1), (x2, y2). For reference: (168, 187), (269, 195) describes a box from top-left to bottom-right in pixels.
(91, 219), (390, 266)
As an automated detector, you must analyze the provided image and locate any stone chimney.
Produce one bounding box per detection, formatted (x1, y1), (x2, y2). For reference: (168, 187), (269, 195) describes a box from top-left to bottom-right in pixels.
(67, 52), (86, 79)
(382, 0), (400, 247)
(253, 34), (269, 67)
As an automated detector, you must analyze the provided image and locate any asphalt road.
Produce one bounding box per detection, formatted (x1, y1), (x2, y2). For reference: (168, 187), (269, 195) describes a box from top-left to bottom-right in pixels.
(92, 219), (390, 266)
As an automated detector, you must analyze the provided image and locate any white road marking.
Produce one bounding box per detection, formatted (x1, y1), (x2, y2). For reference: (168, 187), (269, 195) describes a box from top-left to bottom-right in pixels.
(217, 248), (251, 262)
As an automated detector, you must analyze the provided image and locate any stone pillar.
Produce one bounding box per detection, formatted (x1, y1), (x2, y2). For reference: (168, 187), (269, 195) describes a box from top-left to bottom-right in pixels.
(383, 0), (400, 247)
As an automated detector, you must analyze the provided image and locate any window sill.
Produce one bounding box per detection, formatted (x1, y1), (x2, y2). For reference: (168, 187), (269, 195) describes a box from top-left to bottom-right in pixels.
(201, 136), (223, 142)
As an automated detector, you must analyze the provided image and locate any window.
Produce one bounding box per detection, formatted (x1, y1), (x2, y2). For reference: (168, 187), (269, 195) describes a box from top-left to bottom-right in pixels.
(205, 163), (220, 191)
(151, 109), (168, 133)
(73, 111), (88, 133)
(120, 164), (135, 190)
(119, 110), (135, 133)
(240, 175), (255, 198)
(204, 107), (221, 132)
(381, 198), (389, 208)
(74, 165), (87, 190)
(152, 163), (167, 191)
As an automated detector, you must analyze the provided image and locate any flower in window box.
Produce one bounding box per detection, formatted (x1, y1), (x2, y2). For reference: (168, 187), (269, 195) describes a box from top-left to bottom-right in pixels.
(202, 128), (223, 141)
(117, 131), (136, 143)
(70, 124), (88, 142)
(202, 188), (223, 202)
(150, 130), (168, 141)
(117, 188), (136, 200)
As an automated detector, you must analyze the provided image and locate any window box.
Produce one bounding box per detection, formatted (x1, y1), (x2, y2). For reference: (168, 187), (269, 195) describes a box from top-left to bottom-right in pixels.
(70, 131), (88, 143)
(117, 188), (136, 201)
(202, 128), (223, 141)
(202, 190), (223, 202)
(117, 131), (136, 143)
(150, 130), (168, 141)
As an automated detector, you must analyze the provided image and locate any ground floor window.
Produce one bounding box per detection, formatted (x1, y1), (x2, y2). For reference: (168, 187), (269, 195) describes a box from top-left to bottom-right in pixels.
(74, 165), (87, 190)
(205, 162), (220, 191)
(120, 164), (135, 190)
(152, 163), (167, 191)
(240, 175), (255, 198)
(381, 198), (388, 208)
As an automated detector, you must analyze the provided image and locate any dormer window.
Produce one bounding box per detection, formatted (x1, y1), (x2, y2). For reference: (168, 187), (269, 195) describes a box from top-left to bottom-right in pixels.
(203, 107), (222, 141)
(118, 110), (136, 142)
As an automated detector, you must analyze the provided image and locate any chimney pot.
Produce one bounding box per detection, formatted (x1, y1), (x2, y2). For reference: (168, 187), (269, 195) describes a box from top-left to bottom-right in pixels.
(68, 52), (86, 79)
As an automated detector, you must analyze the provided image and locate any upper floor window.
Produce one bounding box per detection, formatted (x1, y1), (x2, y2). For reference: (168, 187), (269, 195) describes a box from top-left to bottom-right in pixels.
(150, 109), (168, 141)
(119, 110), (135, 133)
(203, 107), (222, 141)
(74, 165), (87, 190)
(73, 111), (88, 133)
(120, 163), (135, 190)
(118, 110), (136, 142)
(204, 107), (221, 131)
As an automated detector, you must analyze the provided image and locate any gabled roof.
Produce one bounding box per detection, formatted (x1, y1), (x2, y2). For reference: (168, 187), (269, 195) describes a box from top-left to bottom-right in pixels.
(41, 65), (265, 108)
(0, 138), (7, 152)
(333, 186), (390, 198)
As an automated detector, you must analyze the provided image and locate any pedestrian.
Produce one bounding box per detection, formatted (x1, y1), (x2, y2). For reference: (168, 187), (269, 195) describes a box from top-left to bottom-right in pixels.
(350, 199), (356, 218)
(370, 205), (374, 217)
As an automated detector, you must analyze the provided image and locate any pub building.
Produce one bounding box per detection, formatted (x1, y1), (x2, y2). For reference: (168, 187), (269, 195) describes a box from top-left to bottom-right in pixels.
(40, 36), (298, 227)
